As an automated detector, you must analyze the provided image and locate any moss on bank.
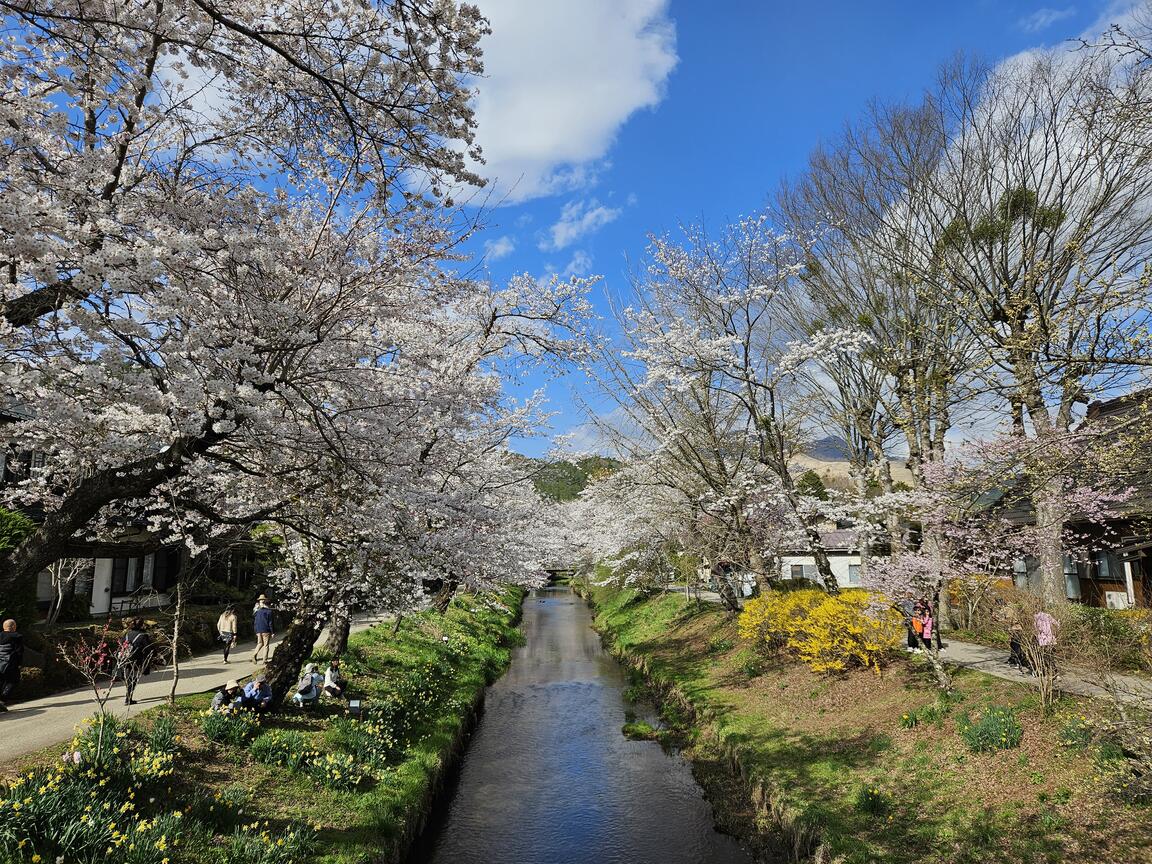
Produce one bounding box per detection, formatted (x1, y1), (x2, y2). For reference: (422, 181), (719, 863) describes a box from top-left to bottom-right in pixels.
(0, 589), (524, 864)
(582, 583), (1152, 864)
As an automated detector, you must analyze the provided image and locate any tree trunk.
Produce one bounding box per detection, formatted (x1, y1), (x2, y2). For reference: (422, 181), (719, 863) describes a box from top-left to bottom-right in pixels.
(324, 605), (351, 656)
(917, 632), (953, 690)
(0, 430), (222, 596)
(1032, 492), (1069, 609)
(804, 524), (839, 593)
(432, 580), (458, 613)
(265, 613), (327, 705)
(167, 578), (185, 705)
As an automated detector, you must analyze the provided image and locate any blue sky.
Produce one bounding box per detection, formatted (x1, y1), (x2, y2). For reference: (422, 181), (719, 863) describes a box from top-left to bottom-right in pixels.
(460, 1), (1125, 457)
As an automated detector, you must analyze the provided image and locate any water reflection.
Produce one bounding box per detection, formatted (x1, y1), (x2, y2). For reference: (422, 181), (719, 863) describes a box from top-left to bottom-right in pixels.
(410, 587), (753, 864)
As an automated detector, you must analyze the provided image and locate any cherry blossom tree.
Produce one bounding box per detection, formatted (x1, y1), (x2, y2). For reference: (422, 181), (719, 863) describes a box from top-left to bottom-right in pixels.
(587, 218), (868, 592)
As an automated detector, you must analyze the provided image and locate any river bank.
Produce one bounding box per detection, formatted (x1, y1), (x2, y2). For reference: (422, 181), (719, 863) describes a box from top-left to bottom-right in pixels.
(580, 582), (1152, 864)
(0, 589), (525, 864)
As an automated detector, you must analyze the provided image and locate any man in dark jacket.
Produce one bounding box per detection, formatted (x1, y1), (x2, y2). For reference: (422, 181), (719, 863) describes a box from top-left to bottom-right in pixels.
(251, 595), (275, 664)
(0, 619), (25, 712)
(120, 618), (154, 706)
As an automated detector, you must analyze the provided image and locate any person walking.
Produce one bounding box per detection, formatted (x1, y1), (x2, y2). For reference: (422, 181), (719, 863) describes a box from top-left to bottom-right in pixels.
(252, 596), (275, 664)
(899, 596), (918, 652)
(0, 619), (25, 713)
(217, 605), (239, 664)
(120, 618), (154, 706)
(1007, 619), (1030, 672)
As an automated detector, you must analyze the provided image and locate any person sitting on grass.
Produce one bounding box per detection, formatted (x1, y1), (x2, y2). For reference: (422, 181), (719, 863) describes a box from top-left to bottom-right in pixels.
(323, 659), (347, 700)
(242, 673), (273, 712)
(211, 679), (244, 712)
(291, 663), (323, 708)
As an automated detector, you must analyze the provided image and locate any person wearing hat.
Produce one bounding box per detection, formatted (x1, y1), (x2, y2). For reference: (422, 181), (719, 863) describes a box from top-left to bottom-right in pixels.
(211, 679), (244, 712)
(242, 673), (273, 712)
(291, 663), (323, 708)
(251, 595), (275, 664)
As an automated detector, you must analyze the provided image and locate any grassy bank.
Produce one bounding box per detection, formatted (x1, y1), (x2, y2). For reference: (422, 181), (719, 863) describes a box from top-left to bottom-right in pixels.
(583, 583), (1151, 864)
(0, 589), (524, 864)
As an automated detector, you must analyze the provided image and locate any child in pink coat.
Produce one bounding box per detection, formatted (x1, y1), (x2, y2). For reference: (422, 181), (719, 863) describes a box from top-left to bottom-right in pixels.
(920, 608), (935, 650)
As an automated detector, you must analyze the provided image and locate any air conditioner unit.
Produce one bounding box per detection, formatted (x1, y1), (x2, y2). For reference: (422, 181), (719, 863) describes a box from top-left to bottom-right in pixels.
(1104, 591), (1131, 610)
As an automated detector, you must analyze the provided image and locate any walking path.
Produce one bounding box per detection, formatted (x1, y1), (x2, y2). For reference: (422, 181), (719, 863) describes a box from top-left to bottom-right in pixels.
(936, 637), (1152, 703)
(671, 585), (1152, 704)
(0, 613), (388, 763)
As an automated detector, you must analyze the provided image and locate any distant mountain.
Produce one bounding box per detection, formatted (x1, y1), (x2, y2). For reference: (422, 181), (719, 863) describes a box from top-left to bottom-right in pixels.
(516, 455), (624, 502)
(804, 436), (852, 461)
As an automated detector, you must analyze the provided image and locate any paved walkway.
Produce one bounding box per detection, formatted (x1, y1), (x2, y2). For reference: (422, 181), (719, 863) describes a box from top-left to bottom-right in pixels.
(0, 613), (387, 763)
(936, 637), (1152, 703)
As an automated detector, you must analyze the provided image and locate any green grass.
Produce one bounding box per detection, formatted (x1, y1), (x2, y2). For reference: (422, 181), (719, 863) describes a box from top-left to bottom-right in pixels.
(580, 582), (1151, 864)
(2, 589), (525, 864)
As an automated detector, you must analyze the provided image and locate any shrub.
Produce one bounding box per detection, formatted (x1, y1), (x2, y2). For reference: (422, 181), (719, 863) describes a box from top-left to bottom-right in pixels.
(957, 706), (1023, 752)
(223, 822), (319, 864)
(325, 716), (398, 772)
(201, 709), (260, 746)
(1059, 715), (1094, 749)
(250, 730), (311, 771)
(707, 635), (734, 654)
(854, 785), (890, 815)
(146, 714), (179, 752)
(621, 720), (659, 740)
(738, 589), (901, 673)
(306, 752), (369, 791)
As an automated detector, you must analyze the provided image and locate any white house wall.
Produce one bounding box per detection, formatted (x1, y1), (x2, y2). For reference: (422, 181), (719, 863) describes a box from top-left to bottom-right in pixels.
(780, 553), (862, 587)
(91, 558), (113, 615)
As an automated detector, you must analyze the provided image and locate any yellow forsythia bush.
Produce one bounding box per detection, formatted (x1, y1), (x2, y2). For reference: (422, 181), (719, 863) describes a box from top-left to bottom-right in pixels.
(738, 588), (902, 673)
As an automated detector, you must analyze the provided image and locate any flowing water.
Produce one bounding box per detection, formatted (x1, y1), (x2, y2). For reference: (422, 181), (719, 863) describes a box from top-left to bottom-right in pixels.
(410, 586), (754, 864)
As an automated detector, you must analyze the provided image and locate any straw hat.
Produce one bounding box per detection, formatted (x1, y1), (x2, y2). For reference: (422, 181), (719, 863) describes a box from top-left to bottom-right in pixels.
(257, 594), (268, 601)
(304, 663), (317, 674)
(225, 680), (240, 691)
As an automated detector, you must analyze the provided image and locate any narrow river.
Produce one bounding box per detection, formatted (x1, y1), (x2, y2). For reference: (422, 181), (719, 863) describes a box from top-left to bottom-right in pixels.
(410, 586), (754, 864)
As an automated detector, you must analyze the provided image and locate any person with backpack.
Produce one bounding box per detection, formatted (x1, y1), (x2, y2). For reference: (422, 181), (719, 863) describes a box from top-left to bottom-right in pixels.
(120, 618), (154, 706)
(0, 619), (25, 713)
(252, 596), (275, 664)
(291, 663), (323, 708)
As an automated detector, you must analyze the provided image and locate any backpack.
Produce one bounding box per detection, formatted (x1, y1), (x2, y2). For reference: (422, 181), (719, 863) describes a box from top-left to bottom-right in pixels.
(296, 674), (313, 695)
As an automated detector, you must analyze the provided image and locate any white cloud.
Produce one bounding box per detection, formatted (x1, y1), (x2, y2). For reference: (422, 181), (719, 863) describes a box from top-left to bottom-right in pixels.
(561, 250), (593, 278)
(469, 0), (677, 203)
(1018, 6), (1076, 32)
(483, 235), (516, 261)
(540, 198), (621, 250)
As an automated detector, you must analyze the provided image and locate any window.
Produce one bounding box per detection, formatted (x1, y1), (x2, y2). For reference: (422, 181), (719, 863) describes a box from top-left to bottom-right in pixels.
(152, 549), (181, 592)
(1093, 551), (1124, 582)
(110, 556), (144, 595)
(790, 564), (805, 580)
(848, 564), (861, 585)
(111, 558), (129, 595)
(789, 564), (818, 580)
